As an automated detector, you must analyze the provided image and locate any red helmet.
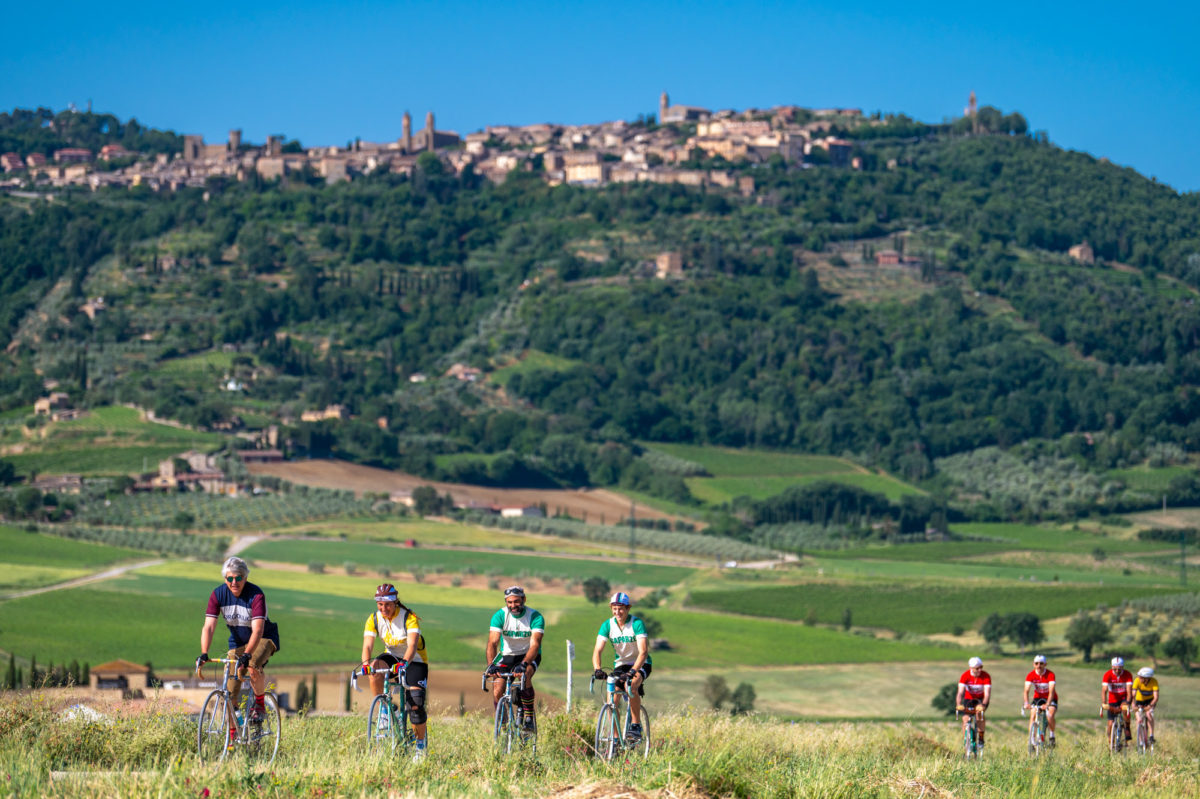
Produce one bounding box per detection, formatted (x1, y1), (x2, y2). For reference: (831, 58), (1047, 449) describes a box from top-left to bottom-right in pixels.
(374, 584), (398, 601)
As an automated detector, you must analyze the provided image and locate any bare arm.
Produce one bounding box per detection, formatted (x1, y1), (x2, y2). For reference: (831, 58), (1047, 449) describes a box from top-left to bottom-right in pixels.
(524, 630), (544, 665)
(243, 618), (264, 657)
(632, 637), (648, 672)
(361, 633), (376, 665)
(485, 630), (501, 667)
(200, 616), (218, 657)
(1023, 681), (1033, 706)
(402, 630), (418, 663)
(592, 637), (607, 671)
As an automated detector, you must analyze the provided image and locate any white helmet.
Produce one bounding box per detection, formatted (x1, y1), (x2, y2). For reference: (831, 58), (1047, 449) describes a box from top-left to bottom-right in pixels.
(1111, 656), (1124, 669)
(968, 656), (983, 668)
(1138, 667), (1154, 679)
(1033, 654), (1047, 664)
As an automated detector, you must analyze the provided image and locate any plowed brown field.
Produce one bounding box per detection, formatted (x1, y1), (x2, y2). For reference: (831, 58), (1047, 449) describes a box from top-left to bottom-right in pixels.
(246, 459), (679, 526)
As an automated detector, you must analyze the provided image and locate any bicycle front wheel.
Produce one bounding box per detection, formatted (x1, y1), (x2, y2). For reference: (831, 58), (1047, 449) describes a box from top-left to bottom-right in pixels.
(368, 695), (397, 751)
(963, 719), (976, 760)
(1137, 716), (1150, 755)
(198, 690), (230, 762)
(1109, 716), (1124, 754)
(246, 693), (281, 764)
(494, 697), (514, 754)
(594, 703), (617, 761)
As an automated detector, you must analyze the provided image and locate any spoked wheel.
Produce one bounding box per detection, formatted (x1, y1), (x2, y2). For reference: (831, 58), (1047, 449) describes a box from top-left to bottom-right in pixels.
(624, 706), (650, 758)
(594, 703), (617, 761)
(1110, 716), (1124, 754)
(245, 693), (281, 764)
(1137, 718), (1151, 755)
(368, 695), (397, 751)
(494, 698), (514, 754)
(963, 719), (977, 760)
(198, 690), (231, 762)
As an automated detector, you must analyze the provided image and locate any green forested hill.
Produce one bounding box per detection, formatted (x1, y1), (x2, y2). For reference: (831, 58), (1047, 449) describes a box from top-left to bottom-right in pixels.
(2, 119), (1199, 522)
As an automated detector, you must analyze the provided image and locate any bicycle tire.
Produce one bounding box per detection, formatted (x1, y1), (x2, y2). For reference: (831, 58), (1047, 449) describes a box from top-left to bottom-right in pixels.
(594, 703), (617, 761)
(963, 716), (976, 760)
(197, 689), (230, 762)
(368, 694), (397, 751)
(494, 697), (514, 754)
(245, 693), (281, 764)
(1137, 713), (1150, 755)
(1110, 713), (1124, 754)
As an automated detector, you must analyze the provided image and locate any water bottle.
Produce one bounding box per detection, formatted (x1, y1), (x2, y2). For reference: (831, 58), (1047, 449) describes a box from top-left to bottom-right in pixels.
(606, 674), (616, 696)
(235, 710), (244, 728)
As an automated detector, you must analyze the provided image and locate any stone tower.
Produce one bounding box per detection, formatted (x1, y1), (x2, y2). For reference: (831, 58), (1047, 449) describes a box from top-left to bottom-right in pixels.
(966, 90), (978, 134)
(425, 111), (435, 152)
(228, 129), (242, 153)
(402, 111), (412, 153)
(659, 91), (669, 123)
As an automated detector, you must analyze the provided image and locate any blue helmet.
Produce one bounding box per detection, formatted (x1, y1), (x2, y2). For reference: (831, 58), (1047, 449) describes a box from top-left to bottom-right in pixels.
(609, 592), (631, 606)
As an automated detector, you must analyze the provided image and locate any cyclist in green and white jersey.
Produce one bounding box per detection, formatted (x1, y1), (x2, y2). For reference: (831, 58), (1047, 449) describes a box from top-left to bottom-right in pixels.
(485, 585), (544, 730)
(591, 591), (651, 742)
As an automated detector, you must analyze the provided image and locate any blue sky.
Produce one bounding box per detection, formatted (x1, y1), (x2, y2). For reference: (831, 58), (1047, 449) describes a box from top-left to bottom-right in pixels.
(5, 1), (1198, 191)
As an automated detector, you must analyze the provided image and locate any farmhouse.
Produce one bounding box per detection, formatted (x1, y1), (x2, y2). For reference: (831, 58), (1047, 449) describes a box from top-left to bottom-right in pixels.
(90, 659), (150, 692)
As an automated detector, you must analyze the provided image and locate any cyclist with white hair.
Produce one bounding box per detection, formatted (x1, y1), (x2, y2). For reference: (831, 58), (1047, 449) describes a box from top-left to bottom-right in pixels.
(956, 656), (991, 749)
(1132, 666), (1159, 745)
(1023, 654), (1058, 746)
(592, 591), (652, 743)
(197, 556), (280, 729)
(485, 585), (544, 731)
(1102, 656), (1134, 747)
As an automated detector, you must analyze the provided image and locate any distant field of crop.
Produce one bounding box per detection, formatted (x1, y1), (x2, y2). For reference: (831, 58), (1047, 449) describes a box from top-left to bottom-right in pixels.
(274, 518), (630, 556)
(0, 564), (90, 592)
(1108, 464), (1195, 493)
(149, 351), (235, 375)
(642, 442), (859, 477)
(0, 524), (147, 568)
(490, 349), (582, 387)
(807, 552), (1177, 586)
(54, 405), (224, 444)
(5, 445), (198, 476)
(688, 581), (1189, 634)
(955, 522), (1180, 555)
(648, 660), (1200, 719)
(687, 472), (923, 504)
(242, 539), (694, 587)
(93, 491), (375, 530)
(551, 606), (961, 669)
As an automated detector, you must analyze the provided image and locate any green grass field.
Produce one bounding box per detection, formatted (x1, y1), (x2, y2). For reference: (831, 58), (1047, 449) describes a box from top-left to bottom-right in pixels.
(0, 524), (147, 568)
(806, 552), (1178, 586)
(490, 349), (583, 387)
(5, 445), (198, 476)
(1108, 464), (1195, 493)
(149, 351), (236, 375)
(241, 539), (695, 587)
(0, 564), (91, 592)
(688, 580), (1189, 635)
(642, 442), (861, 477)
(687, 472), (923, 504)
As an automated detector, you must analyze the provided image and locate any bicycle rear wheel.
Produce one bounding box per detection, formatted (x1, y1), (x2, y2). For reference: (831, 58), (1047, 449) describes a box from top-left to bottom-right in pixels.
(1109, 715), (1124, 754)
(368, 695), (397, 751)
(494, 697), (514, 754)
(198, 690), (230, 762)
(1137, 715), (1150, 755)
(594, 703), (617, 761)
(245, 693), (281, 764)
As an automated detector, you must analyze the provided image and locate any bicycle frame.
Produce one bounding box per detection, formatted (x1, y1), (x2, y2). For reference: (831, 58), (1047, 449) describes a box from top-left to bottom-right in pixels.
(483, 670), (536, 754)
(590, 674), (649, 760)
(1134, 705), (1154, 755)
(1022, 703), (1048, 756)
(1107, 703), (1128, 754)
(196, 657), (281, 764)
(957, 709), (979, 760)
(353, 664), (413, 752)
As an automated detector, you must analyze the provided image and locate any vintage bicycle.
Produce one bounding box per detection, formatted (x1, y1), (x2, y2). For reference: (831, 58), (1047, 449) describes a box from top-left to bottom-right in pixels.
(1105, 703), (1129, 754)
(483, 669), (536, 754)
(1022, 701), (1050, 756)
(957, 708), (980, 760)
(196, 657), (281, 764)
(1134, 704), (1155, 755)
(352, 663), (415, 753)
(590, 672), (650, 760)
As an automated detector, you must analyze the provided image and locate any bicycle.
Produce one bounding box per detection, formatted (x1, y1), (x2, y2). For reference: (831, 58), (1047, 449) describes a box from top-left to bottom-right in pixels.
(196, 657), (281, 764)
(352, 664), (414, 753)
(590, 672), (650, 760)
(1134, 705), (1154, 755)
(1022, 702), (1049, 756)
(483, 669), (537, 754)
(957, 708), (979, 760)
(1105, 703), (1128, 754)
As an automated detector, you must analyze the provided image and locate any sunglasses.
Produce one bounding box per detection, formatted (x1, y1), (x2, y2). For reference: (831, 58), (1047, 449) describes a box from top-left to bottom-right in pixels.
(225, 575), (246, 583)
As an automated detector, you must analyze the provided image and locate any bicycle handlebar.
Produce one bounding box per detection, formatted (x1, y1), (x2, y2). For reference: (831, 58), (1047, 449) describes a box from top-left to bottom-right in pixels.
(351, 663), (405, 692)
(482, 671), (526, 692)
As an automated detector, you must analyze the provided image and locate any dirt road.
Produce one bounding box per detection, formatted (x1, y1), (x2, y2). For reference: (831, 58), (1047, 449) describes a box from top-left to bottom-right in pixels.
(246, 459), (681, 526)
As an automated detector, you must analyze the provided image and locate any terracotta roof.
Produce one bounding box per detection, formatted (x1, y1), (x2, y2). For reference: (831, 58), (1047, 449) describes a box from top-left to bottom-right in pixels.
(92, 659), (150, 674)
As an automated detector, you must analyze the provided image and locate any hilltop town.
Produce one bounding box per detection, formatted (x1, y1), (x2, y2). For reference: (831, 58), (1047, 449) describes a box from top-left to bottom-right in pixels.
(0, 93), (884, 194)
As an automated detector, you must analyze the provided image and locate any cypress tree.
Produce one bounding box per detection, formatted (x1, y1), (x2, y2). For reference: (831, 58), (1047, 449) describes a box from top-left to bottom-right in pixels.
(310, 672), (318, 709)
(81, 662), (90, 685)
(5, 653), (14, 690)
(29, 655), (37, 688)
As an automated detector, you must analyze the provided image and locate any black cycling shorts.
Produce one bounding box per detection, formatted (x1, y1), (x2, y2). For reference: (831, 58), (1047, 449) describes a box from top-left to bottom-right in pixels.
(611, 663), (651, 696)
(494, 653), (541, 672)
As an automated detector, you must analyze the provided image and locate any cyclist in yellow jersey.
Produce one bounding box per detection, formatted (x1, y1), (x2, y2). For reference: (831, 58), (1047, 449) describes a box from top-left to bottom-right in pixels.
(361, 583), (429, 758)
(1132, 666), (1159, 745)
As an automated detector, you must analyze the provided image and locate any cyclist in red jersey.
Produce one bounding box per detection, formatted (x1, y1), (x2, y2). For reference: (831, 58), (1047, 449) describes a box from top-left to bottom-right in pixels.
(1022, 654), (1058, 746)
(1102, 656), (1134, 747)
(956, 656), (992, 749)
